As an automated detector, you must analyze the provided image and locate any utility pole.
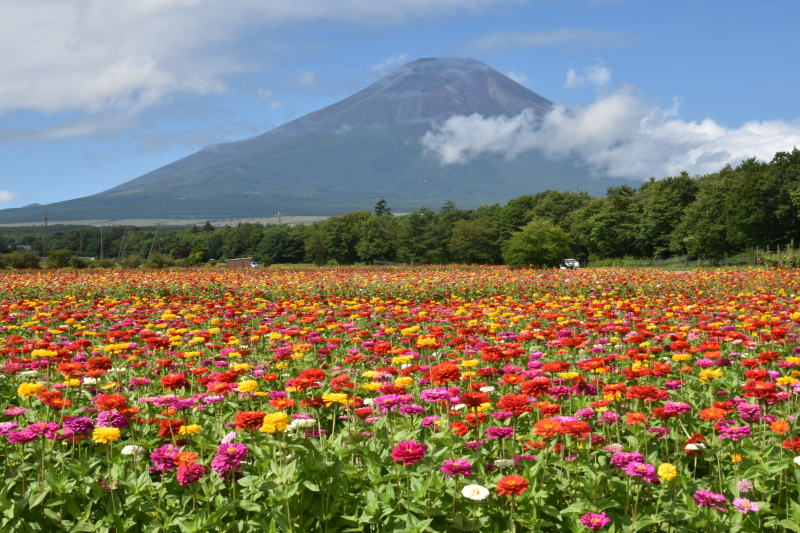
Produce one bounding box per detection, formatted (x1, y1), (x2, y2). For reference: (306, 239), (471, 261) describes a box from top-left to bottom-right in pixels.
(118, 227), (128, 260)
(100, 225), (104, 260)
(148, 224), (161, 260)
(42, 212), (48, 258)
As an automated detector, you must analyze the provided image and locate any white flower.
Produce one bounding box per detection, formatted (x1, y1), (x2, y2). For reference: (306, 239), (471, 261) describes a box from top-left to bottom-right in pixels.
(452, 403), (466, 410)
(220, 431), (237, 444)
(794, 456), (800, 467)
(18, 370), (38, 377)
(685, 443), (706, 452)
(363, 398), (374, 406)
(121, 445), (145, 457)
(82, 377), (98, 385)
(479, 386), (495, 394)
(493, 459), (514, 468)
(461, 484), (489, 501)
(287, 418), (316, 431)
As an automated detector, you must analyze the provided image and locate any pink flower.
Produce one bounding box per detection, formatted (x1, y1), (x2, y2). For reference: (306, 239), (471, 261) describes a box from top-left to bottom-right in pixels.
(440, 459), (472, 478)
(579, 512), (611, 530)
(693, 489), (727, 512)
(732, 498), (759, 513)
(391, 440), (428, 466)
(177, 463), (206, 486)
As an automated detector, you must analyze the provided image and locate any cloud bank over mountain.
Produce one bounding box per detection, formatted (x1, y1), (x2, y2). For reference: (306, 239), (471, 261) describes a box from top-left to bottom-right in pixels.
(421, 87), (800, 179)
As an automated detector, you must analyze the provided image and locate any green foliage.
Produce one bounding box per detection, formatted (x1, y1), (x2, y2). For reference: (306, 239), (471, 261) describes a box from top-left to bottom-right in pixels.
(502, 217), (573, 267)
(45, 250), (72, 269)
(4, 251), (41, 269)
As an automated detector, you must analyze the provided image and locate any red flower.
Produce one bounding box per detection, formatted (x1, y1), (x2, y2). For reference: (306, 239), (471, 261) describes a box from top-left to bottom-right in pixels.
(496, 475), (528, 497)
(429, 362), (461, 385)
(158, 418), (185, 439)
(391, 440), (428, 465)
(460, 392), (490, 407)
(94, 394), (128, 411)
(496, 394), (532, 416)
(234, 411), (266, 431)
(782, 437), (800, 451)
(161, 373), (189, 391)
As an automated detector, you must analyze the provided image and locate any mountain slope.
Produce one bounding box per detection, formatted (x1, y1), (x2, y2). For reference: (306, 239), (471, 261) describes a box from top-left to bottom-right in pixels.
(0, 58), (622, 224)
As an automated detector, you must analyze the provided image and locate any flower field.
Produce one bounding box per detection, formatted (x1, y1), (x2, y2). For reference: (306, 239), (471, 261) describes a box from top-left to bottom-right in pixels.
(1, 267), (799, 532)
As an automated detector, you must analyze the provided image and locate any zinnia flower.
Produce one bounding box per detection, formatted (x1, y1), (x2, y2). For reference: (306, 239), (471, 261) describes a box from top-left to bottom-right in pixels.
(496, 475), (528, 497)
(322, 392), (348, 406)
(657, 463), (677, 481)
(733, 498), (759, 513)
(92, 426), (121, 444)
(177, 463), (206, 486)
(391, 440), (428, 466)
(461, 484), (489, 500)
(579, 512), (611, 530)
(693, 489), (727, 512)
(440, 459), (472, 478)
(260, 412), (290, 434)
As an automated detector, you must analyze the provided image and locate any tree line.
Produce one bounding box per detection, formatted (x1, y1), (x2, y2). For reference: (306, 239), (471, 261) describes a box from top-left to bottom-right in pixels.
(1, 149), (799, 268)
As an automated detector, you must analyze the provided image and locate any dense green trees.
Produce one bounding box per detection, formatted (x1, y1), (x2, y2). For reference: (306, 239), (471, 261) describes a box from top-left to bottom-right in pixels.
(1, 148), (799, 268)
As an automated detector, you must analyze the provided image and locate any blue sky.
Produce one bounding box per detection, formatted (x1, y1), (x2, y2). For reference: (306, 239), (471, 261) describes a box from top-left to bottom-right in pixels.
(1, 0), (799, 208)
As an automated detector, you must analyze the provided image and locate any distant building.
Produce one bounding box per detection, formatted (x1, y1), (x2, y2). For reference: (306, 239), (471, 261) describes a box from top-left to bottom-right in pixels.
(226, 257), (253, 269)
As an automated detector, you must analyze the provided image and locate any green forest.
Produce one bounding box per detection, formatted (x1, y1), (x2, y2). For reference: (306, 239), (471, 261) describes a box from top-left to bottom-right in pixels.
(1, 149), (799, 268)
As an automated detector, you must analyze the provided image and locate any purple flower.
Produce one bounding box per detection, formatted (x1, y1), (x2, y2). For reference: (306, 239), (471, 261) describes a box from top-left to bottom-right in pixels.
(736, 403), (761, 422)
(610, 452), (644, 469)
(663, 402), (691, 416)
(514, 454), (537, 466)
(63, 416), (95, 435)
(485, 426), (514, 440)
(97, 410), (129, 429)
(733, 498), (759, 513)
(150, 444), (180, 473)
(398, 404), (425, 416)
(7, 429), (38, 444)
(0, 422), (19, 436)
(599, 411), (620, 424)
(440, 458), (472, 478)
(622, 462), (659, 483)
(211, 443), (248, 477)
(579, 512), (611, 530)
(27, 421), (59, 439)
(693, 489), (728, 512)
(718, 425), (751, 442)
(421, 415), (440, 427)
(736, 479), (754, 493)
(575, 408), (596, 420)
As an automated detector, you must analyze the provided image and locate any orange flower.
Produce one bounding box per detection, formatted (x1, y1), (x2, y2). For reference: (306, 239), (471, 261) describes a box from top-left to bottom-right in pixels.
(175, 452), (198, 467)
(533, 418), (563, 439)
(699, 407), (727, 421)
(624, 412), (648, 426)
(770, 419), (790, 435)
(496, 475), (528, 497)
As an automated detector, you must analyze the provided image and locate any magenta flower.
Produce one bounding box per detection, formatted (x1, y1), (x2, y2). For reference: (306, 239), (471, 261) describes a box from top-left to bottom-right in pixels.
(440, 458), (472, 478)
(97, 410), (130, 429)
(579, 512), (611, 530)
(150, 444), (180, 473)
(211, 442), (249, 477)
(622, 462), (659, 483)
(610, 452), (644, 469)
(693, 489), (728, 512)
(733, 498), (759, 513)
(485, 426), (514, 440)
(391, 440), (428, 466)
(718, 425), (751, 442)
(62, 416), (94, 435)
(7, 429), (38, 444)
(177, 463), (207, 486)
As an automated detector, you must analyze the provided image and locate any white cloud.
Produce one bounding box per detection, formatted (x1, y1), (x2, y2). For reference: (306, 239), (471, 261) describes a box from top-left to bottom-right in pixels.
(372, 54), (409, 75)
(564, 61), (611, 88)
(0, 0), (512, 116)
(469, 28), (631, 51)
(505, 71), (527, 85)
(291, 71), (319, 88)
(421, 87), (800, 179)
(0, 190), (17, 203)
(257, 87), (274, 100)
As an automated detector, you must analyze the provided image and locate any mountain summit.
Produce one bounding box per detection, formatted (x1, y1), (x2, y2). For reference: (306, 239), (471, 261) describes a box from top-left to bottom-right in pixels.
(0, 58), (619, 224)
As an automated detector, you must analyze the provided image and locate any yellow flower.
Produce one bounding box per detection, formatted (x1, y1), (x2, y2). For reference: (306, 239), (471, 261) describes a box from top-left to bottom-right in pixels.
(179, 424), (201, 435)
(92, 427), (121, 444)
(460, 359), (479, 368)
(730, 454), (743, 464)
(361, 382), (381, 392)
(671, 353), (691, 362)
(260, 412), (289, 433)
(657, 463), (677, 481)
(237, 380), (259, 393)
(232, 363), (250, 372)
(322, 392), (348, 406)
(17, 383), (45, 398)
(698, 368), (723, 382)
(394, 377), (413, 387)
